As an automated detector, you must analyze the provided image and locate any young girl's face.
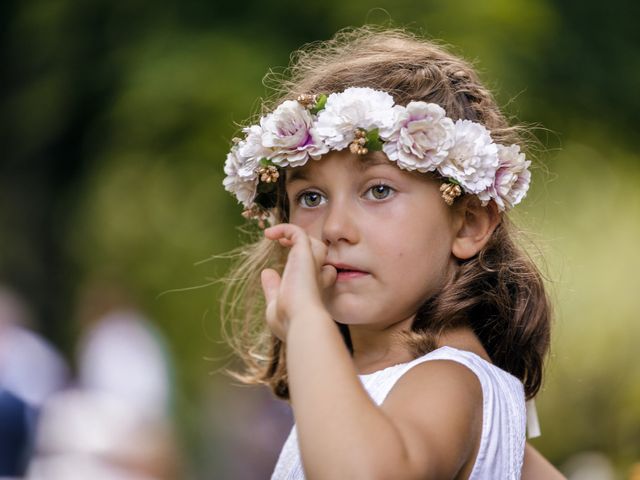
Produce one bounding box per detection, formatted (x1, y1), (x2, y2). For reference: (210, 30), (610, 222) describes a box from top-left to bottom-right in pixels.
(285, 150), (459, 330)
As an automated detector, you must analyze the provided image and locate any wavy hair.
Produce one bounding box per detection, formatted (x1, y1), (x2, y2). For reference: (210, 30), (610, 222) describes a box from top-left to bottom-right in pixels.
(220, 26), (551, 400)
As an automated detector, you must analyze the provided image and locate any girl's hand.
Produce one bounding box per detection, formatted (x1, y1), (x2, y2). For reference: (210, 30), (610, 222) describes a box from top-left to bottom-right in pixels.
(260, 223), (337, 341)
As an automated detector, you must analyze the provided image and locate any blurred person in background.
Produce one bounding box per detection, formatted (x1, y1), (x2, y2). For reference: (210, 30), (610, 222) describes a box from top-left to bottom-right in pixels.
(206, 382), (293, 478)
(0, 286), (70, 477)
(0, 387), (33, 477)
(27, 280), (182, 480)
(561, 451), (616, 480)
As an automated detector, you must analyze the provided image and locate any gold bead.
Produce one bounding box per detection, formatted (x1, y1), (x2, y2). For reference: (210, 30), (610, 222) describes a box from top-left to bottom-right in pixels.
(257, 165), (279, 184)
(440, 182), (462, 205)
(296, 94), (316, 108)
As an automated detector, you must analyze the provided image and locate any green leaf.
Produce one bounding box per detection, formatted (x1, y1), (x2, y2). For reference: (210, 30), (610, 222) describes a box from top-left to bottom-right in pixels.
(365, 128), (383, 151)
(447, 177), (461, 186)
(310, 94), (327, 115)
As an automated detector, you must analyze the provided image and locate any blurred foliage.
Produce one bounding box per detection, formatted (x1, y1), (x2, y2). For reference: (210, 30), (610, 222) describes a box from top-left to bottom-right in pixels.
(1, 0), (639, 476)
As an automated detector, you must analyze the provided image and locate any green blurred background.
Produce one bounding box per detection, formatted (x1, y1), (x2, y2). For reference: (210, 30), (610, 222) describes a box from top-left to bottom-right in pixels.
(1, 0), (639, 477)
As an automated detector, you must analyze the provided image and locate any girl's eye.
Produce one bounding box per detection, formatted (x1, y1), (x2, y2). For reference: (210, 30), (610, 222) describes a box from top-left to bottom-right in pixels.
(367, 184), (394, 200)
(297, 191), (326, 208)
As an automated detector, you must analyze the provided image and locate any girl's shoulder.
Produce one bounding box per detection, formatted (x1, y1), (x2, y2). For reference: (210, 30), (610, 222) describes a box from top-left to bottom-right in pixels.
(412, 345), (525, 390)
(380, 349), (486, 425)
(363, 346), (527, 442)
(369, 346), (527, 479)
(371, 350), (486, 478)
(359, 345), (524, 406)
(376, 347), (490, 416)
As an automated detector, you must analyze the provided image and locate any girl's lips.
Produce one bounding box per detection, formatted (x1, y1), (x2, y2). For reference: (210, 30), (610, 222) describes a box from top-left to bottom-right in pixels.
(336, 270), (369, 281)
(328, 263), (370, 281)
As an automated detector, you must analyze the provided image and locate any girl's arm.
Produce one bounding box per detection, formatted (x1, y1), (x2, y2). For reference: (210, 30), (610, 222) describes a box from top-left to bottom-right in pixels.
(285, 306), (480, 479)
(262, 224), (482, 479)
(522, 443), (566, 479)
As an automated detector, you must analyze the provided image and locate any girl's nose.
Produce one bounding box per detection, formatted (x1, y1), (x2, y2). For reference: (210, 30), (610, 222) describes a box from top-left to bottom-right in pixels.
(321, 200), (360, 246)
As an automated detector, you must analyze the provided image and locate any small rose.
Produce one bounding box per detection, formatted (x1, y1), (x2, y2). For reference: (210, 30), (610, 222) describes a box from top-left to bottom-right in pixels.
(236, 125), (269, 178)
(261, 100), (328, 167)
(478, 144), (531, 211)
(383, 102), (455, 172)
(314, 87), (397, 151)
(223, 146), (258, 208)
(438, 120), (499, 194)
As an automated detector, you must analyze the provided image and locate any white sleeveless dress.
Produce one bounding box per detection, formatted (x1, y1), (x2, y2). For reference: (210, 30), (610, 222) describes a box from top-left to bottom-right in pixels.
(271, 345), (528, 479)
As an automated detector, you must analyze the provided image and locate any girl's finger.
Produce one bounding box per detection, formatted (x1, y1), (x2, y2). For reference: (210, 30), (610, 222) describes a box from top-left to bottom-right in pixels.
(320, 264), (337, 289)
(308, 236), (329, 271)
(264, 224), (304, 244)
(265, 224), (315, 268)
(264, 223), (323, 294)
(278, 238), (294, 248)
(260, 268), (281, 305)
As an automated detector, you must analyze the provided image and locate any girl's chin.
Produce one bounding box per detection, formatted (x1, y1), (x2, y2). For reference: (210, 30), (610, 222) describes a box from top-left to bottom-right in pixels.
(328, 311), (377, 327)
(324, 299), (375, 320)
(324, 296), (398, 327)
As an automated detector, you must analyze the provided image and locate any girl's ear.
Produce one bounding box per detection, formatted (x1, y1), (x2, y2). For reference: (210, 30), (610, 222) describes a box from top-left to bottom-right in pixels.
(451, 196), (501, 260)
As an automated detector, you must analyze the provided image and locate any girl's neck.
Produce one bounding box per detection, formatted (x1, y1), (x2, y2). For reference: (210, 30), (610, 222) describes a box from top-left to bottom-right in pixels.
(435, 327), (491, 362)
(349, 323), (490, 375)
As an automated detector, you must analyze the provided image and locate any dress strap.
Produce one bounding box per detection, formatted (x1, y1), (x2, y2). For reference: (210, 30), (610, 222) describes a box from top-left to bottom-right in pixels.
(526, 399), (541, 438)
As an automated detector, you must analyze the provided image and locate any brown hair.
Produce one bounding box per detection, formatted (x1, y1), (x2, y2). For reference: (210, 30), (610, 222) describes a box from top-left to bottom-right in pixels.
(220, 26), (551, 400)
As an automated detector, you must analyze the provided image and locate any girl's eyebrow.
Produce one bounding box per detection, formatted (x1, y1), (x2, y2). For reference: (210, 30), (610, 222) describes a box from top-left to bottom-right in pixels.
(286, 168), (309, 184)
(356, 155), (392, 171)
(286, 155), (393, 184)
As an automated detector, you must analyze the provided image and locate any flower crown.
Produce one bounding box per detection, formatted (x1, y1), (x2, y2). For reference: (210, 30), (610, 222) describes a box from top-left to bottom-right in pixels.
(223, 87), (531, 227)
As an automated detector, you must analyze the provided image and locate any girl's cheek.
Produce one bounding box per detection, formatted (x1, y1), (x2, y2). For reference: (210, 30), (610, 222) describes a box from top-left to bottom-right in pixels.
(291, 213), (322, 237)
(288, 213), (307, 229)
(289, 207), (313, 226)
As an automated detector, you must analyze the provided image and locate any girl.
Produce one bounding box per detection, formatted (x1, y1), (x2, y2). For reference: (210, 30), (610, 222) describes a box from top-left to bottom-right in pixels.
(221, 27), (564, 479)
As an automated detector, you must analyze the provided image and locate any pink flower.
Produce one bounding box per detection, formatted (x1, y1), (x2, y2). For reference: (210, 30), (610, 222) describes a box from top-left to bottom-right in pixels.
(478, 144), (531, 211)
(382, 102), (455, 172)
(261, 100), (328, 167)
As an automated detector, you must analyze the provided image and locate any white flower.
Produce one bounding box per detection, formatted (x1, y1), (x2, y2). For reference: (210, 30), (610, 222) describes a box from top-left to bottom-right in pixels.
(236, 125), (269, 178)
(478, 144), (531, 211)
(223, 146), (258, 208)
(222, 87), (533, 215)
(382, 101), (455, 172)
(438, 120), (499, 193)
(260, 100), (328, 167)
(314, 87), (397, 150)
